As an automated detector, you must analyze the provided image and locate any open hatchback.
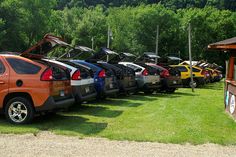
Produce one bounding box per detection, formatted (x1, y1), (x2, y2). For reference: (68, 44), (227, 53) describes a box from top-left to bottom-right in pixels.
(21, 34), (97, 105)
(138, 52), (182, 93)
(58, 46), (119, 98)
(86, 48), (137, 94)
(117, 52), (161, 94)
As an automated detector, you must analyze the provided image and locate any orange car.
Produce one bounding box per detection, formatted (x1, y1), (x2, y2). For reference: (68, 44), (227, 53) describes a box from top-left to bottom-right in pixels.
(0, 54), (74, 124)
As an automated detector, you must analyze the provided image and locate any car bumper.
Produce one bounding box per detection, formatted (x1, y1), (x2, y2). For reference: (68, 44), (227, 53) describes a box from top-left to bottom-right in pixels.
(104, 88), (119, 95)
(164, 78), (183, 88)
(72, 85), (97, 102)
(35, 95), (75, 112)
(136, 76), (161, 89)
(117, 79), (137, 93)
(142, 82), (161, 90)
(195, 77), (205, 85)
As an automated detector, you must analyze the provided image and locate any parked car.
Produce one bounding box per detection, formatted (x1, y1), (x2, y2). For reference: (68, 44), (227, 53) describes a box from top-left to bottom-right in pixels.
(0, 54), (74, 124)
(170, 65), (206, 87)
(196, 61), (223, 82)
(138, 52), (182, 93)
(180, 61), (212, 83)
(87, 48), (137, 94)
(44, 59), (97, 104)
(118, 53), (161, 94)
(146, 63), (182, 93)
(71, 60), (119, 98)
(59, 46), (119, 98)
(21, 34), (97, 105)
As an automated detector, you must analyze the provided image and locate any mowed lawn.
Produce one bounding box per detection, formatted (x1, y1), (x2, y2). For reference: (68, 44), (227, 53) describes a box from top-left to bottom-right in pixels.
(0, 81), (236, 145)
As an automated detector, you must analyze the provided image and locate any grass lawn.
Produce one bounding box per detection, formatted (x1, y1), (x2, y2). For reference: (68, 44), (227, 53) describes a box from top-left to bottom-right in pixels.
(0, 81), (236, 145)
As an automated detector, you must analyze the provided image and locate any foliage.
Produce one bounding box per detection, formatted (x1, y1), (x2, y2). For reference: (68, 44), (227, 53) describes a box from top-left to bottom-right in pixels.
(1, 0), (236, 65)
(57, 0), (236, 11)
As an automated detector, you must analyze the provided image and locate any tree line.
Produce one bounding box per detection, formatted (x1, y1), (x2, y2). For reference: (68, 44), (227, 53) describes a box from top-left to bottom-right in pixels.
(1, 0), (236, 65)
(57, 0), (236, 11)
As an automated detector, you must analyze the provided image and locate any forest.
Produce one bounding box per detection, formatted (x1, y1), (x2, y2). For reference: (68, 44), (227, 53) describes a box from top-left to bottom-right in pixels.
(1, 0), (236, 65)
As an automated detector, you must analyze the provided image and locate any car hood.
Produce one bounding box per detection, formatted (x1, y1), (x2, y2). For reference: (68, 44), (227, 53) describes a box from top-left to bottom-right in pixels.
(58, 46), (94, 60)
(115, 53), (137, 62)
(21, 34), (70, 59)
(86, 47), (120, 63)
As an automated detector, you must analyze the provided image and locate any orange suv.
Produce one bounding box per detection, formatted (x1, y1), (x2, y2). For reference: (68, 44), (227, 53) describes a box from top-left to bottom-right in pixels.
(0, 54), (74, 124)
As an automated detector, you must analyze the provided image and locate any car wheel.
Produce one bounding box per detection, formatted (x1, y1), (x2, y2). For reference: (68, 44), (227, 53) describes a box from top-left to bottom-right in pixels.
(144, 90), (154, 94)
(74, 95), (82, 106)
(166, 88), (176, 93)
(5, 97), (34, 124)
(188, 80), (197, 88)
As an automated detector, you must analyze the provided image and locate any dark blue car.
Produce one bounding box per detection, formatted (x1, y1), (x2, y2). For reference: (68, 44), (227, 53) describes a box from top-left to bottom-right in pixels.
(71, 60), (119, 98)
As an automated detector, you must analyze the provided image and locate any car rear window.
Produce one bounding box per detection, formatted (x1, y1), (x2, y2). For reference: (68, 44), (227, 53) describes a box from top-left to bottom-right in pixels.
(75, 61), (99, 73)
(192, 67), (201, 72)
(52, 66), (69, 80)
(177, 66), (188, 72)
(126, 64), (141, 72)
(6, 58), (41, 74)
(0, 60), (5, 74)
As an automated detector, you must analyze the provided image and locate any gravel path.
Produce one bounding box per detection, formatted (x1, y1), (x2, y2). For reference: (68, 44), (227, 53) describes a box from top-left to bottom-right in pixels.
(0, 132), (236, 157)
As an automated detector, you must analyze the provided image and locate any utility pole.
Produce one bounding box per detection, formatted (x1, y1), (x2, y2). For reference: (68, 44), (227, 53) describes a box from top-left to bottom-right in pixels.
(107, 25), (110, 48)
(188, 23), (194, 92)
(155, 25), (159, 64)
(178, 51), (180, 64)
(91, 37), (94, 50)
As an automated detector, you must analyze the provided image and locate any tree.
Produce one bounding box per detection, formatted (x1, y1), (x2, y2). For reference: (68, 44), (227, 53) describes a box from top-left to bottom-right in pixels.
(71, 6), (107, 49)
(20, 0), (57, 47)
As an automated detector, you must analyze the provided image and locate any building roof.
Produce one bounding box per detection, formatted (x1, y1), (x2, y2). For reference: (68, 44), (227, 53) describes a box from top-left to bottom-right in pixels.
(208, 37), (236, 50)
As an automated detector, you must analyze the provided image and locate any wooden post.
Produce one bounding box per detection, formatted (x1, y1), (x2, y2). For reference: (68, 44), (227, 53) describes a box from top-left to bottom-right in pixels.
(107, 26), (110, 48)
(188, 23), (194, 92)
(155, 25), (159, 64)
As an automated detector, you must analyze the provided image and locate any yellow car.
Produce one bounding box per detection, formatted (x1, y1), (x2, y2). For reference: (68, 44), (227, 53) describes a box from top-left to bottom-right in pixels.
(170, 65), (206, 87)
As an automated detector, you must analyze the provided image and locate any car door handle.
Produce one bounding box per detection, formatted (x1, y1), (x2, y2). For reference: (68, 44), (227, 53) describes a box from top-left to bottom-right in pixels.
(0, 81), (5, 84)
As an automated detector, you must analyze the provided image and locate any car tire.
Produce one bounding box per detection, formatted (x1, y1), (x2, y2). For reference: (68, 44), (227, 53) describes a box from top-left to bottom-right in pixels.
(193, 79), (199, 87)
(144, 90), (154, 94)
(5, 97), (34, 124)
(166, 88), (176, 93)
(74, 95), (82, 106)
(188, 80), (197, 88)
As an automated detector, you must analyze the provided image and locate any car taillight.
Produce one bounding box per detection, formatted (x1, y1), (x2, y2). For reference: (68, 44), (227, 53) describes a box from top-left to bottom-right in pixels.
(98, 69), (106, 78)
(142, 69), (148, 76)
(72, 70), (81, 80)
(201, 70), (207, 75)
(41, 68), (53, 81)
(161, 70), (170, 78)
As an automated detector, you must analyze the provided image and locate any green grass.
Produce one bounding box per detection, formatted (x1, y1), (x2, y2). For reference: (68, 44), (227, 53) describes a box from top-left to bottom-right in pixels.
(1, 81), (236, 145)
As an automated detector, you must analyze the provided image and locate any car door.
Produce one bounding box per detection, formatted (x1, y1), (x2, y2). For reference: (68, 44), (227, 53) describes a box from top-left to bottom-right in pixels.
(177, 66), (189, 79)
(0, 57), (9, 108)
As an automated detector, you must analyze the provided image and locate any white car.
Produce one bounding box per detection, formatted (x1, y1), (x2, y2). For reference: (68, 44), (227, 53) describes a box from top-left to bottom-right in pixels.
(43, 59), (97, 104)
(119, 61), (161, 94)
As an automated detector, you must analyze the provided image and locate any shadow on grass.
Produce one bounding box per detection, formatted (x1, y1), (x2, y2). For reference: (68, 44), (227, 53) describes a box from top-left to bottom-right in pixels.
(89, 98), (145, 108)
(171, 92), (199, 97)
(68, 105), (123, 118)
(0, 114), (107, 135)
(199, 82), (223, 90)
(33, 114), (107, 135)
(134, 92), (195, 98)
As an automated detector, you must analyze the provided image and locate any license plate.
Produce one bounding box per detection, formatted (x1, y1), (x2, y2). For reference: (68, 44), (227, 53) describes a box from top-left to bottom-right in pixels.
(110, 84), (113, 88)
(85, 87), (90, 93)
(152, 82), (156, 84)
(173, 81), (177, 84)
(60, 90), (65, 97)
